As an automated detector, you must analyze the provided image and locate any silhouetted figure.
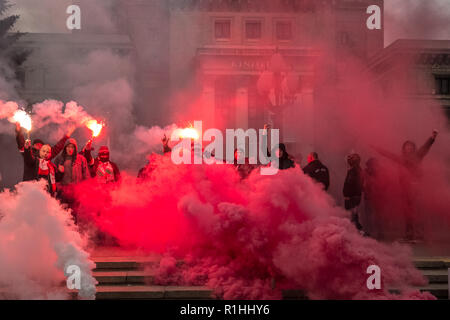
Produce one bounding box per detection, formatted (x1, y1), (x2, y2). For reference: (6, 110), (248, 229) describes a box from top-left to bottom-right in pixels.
(272, 143), (295, 170)
(303, 152), (330, 190)
(343, 153), (364, 233)
(372, 130), (438, 241)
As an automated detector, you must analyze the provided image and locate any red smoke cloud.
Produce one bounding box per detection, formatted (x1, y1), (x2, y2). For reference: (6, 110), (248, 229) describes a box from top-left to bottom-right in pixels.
(72, 154), (435, 300)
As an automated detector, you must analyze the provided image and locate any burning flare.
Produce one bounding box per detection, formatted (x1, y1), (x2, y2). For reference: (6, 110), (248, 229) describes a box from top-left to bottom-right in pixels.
(86, 120), (104, 138)
(179, 127), (199, 140)
(11, 110), (32, 132)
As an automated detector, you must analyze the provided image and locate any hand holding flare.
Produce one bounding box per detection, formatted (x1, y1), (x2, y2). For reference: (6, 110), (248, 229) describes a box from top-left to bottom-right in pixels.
(83, 120), (104, 153)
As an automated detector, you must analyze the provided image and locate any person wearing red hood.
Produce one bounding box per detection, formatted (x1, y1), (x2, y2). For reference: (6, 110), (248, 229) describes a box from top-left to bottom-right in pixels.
(84, 142), (121, 183)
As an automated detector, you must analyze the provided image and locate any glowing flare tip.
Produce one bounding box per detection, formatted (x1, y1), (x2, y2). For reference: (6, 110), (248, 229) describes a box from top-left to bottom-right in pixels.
(179, 127), (200, 140)
(86, 120), (104, 137)
(12, 110), (32, 131)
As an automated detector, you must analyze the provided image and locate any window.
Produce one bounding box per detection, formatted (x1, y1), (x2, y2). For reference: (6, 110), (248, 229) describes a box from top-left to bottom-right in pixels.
(215, 20), (231, 40)
(246, 21), (262, 40)
(435, 76), (450, 95)
(276, 21), (293, 41)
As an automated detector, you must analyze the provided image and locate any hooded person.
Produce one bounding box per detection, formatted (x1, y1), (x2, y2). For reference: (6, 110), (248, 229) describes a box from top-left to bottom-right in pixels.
(23, 141), (57, 196)
(273, 143), (295, 170)
(54, 138), (89, 186)
(14, 122), (73, 181)
(54, 138), (89, 224)
(84, 143), (120, 183)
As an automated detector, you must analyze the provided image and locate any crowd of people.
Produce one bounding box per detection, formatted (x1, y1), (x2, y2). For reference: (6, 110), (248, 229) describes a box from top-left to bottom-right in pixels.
(14, 122), (121, 228)
(13, 121), (438, 243)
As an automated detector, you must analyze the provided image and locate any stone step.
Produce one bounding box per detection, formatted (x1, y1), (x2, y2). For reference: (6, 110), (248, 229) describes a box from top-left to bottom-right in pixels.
(93, 256), (161, 271)
(87, 253), (450, 300)
(93, 270), (156, 285)
(92, 269), (449, 286)
(418, 283), (449, 299)
(414, 258), (450, 269)
(421, 270), (449, 284)
(93, 255), (450, 270)
(94, 285), (213, 300)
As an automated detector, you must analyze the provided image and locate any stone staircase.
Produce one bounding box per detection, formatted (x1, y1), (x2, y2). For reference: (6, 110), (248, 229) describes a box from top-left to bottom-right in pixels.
(413, 257), (449, 299)
(84, 252), (449, 300)
(92, 255), (213, 300)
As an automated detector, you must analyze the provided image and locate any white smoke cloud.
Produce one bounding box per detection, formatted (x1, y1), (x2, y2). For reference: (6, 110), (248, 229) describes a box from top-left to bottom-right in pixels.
(0, 180), (96, 299)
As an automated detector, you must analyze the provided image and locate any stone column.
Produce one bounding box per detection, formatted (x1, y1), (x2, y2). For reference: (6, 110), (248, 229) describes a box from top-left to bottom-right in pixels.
(201, 76), (216, 130)
(235, 87), (249, 130)
(235, 76), (250, 130)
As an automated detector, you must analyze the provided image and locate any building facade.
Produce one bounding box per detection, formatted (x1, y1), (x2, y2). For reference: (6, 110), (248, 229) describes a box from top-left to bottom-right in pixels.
(165, 0), (384, 154)
(368, 39), (450, 120)
(22, 0), (450, 158)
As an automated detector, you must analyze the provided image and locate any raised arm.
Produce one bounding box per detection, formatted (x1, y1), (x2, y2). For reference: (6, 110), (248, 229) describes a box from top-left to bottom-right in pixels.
(50, 134), (69, 160)
(50, 126), (75, 160)
(83, 140), (95, 166)
(262, 124), (271, 158)
(417, 130), (438, 160)
(162, 134), (171, 154)
(15, 122), (25, 152)
(370, 144), (403, 166)
(23, 140), (36, 167)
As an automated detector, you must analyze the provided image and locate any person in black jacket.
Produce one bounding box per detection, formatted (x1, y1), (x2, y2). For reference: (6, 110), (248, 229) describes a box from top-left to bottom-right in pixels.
(15, 122), (73, 181)
(23, 141), (57, 195)
(84, 142), (121, 183)
(303, 152), (330, 190)
(271, 143), (295, 171)
(343, 153), (364, 233)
